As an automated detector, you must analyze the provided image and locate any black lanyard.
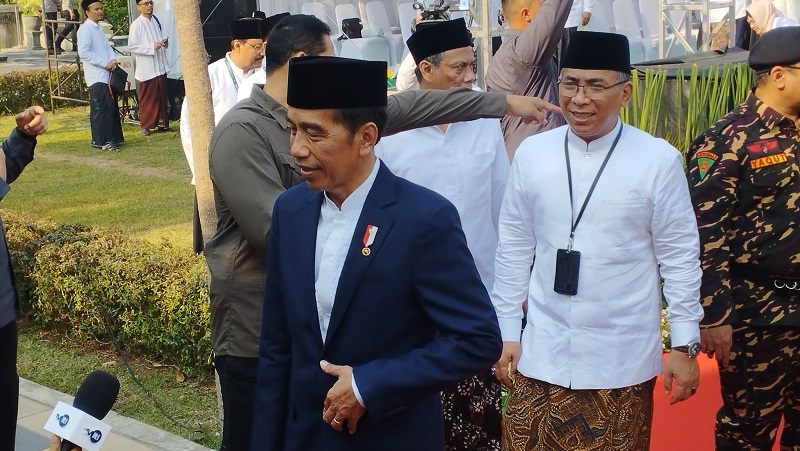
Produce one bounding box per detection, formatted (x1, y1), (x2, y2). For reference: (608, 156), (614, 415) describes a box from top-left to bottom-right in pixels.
(564, 123), (624, 251)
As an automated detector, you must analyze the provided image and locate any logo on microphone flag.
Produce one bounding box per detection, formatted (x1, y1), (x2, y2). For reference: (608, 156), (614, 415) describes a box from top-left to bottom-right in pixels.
(44, 402), (112, 451)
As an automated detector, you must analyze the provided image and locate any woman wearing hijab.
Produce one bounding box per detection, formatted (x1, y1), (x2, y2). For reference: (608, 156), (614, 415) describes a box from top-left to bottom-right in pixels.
(746, 0), (798, 35)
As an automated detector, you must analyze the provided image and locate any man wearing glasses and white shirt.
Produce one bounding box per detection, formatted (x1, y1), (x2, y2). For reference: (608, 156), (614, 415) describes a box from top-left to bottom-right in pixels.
(490, 31), (703, 450)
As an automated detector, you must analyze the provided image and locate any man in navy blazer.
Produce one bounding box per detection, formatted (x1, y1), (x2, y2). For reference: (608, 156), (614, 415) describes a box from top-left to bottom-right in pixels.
(250, 56), (502, 451)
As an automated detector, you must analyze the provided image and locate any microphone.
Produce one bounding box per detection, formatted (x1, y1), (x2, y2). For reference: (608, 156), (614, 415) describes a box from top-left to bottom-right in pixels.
(43, 370), (120, 451)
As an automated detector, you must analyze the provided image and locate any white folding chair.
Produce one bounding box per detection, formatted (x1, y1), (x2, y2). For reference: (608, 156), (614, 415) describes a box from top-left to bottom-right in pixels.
(613, 0), (647, 63)
(301, 2), (341, 55)
(335, 3), (362, 31)
(397, 2), (416, 44)
(639, 0), (685, 59)
(366, 1), (405, 65)
(397, 2), (416, 61)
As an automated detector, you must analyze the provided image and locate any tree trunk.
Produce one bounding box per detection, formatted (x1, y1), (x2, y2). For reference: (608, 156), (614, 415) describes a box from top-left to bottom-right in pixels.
(171, 0), (223, 431)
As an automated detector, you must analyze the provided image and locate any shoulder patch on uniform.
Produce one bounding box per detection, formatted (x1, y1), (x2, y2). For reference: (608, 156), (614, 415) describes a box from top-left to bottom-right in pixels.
(744, 138), (781, 158)
(696, 150), (719, 181)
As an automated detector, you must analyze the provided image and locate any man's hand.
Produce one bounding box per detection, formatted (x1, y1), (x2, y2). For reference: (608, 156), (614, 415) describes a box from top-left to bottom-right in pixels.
(16, 105), (48, 136)
(663, 351), (700, 405)
(105, 59), (118, 70)
(154, 40), (164, 49)
(700, 325), (733, 367)
(320, 360), (366, 434)
(505, 95), (562, 125)
(493, 341), (521, 389)
(581, 12), (592, 26)
(48, 434), (79, 451)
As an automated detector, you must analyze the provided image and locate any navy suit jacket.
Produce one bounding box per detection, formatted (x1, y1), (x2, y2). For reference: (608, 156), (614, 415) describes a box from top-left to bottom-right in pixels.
(250, 162), (502, 451)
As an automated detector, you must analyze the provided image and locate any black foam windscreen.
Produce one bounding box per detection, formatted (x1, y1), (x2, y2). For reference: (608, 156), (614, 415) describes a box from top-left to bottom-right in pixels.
(72, 370), (120, 420)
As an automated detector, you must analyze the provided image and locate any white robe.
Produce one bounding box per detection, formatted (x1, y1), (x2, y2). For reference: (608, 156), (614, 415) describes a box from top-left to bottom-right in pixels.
(375, 118), (509, 291)
(127, 15), (169, 82)
(491, 120), (703, 389)
(180, 54), (256, 183)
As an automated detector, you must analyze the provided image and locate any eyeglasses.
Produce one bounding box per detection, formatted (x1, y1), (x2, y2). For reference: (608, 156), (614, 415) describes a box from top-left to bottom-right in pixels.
(241, 41), (265, 52)
(784, 65), (800, 70)
(140, 1), (154, 5)
(557, 80), (627, 97)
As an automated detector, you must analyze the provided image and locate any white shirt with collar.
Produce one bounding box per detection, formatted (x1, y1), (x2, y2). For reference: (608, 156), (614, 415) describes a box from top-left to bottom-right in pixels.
(77, 19), (116, 87)
(127, 14), (169, 82)
(375, 118), (509, 291)
(491, 119), (703, 389)
(180, 53), (257, 182)
(315, 159), (381, 343)
(314, 159), (381, 408)
(236, 69), (267, 102)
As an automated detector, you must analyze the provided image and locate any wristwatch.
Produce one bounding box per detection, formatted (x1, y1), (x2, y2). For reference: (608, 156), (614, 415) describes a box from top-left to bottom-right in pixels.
(672, 342), (701, 359)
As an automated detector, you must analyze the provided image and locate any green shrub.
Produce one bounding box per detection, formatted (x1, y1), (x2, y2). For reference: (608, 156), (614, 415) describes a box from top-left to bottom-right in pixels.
(2, 210), (96, 311)
(3, 210), (212, 374)
(0, 69), (86, 115)
(103, 0), (129, 35)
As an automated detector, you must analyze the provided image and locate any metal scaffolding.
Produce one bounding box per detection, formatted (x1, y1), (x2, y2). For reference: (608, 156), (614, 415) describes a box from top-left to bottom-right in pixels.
(43, 16), (89, 111)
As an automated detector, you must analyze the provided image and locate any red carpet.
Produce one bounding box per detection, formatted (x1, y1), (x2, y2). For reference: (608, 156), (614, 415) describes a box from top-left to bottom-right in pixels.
(651, 354), (783, 450)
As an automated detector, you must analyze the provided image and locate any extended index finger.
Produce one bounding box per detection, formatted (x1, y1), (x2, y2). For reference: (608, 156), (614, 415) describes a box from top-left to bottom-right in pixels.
(538, 100), (563, 114)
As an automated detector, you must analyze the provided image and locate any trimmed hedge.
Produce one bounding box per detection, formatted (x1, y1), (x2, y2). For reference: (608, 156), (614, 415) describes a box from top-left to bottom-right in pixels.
(0, 69), (86, 115)
(2, 210), (212, 374)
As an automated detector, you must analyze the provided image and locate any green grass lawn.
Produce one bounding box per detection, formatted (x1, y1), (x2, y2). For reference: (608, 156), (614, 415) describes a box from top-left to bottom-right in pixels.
(17, 321), (221, 448)
(2, 107), (220, 448)
(0, 107), (195, 248)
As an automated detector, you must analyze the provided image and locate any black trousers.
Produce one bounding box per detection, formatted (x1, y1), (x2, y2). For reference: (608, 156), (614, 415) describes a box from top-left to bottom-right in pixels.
(56, 9), (79, 50)
(0, 320), (18, 451)
(214, 355), (258, 451)
(44, 11), (58, 51)
(88, 82), (124, 147)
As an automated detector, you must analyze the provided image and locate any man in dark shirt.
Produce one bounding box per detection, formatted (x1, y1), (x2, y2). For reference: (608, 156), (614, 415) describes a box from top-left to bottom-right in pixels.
(0, 105), (48, 451)
(486, 0), (572, 157)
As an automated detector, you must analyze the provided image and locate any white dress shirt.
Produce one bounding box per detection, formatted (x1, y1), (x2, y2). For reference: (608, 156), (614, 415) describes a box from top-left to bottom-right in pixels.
(565, 0), (596, 28)
(236, 69), (266, 102)
(375, 119), (509, 290)
(127, 15), (169, 82)
(180, 54), (257, 182)
(314, 159), (380, 408)
(491, 120), (703, 389)
(77, 19), (115, 87)
(315, 159), (381, 343)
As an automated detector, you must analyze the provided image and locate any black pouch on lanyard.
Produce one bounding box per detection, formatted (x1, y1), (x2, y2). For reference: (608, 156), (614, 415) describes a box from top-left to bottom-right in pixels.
(554, 249), (580, 296)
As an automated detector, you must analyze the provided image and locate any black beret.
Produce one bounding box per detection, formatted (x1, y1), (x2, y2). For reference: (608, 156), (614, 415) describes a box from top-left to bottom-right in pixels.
(261, 12), (290, 39)
(748, 26), (800, 72)
(81, 0), (100, 11)
(562, 31), (631, 74)
(288, 56), (387, 109)
(406, 18), (472, 65)
(229, 18), (263, 40)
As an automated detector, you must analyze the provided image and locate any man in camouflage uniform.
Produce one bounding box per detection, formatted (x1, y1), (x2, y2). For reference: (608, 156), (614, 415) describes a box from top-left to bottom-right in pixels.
(685, 26), (800, 450)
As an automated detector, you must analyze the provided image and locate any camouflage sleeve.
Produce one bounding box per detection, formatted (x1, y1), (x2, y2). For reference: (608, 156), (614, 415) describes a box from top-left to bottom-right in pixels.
(685, 132), (739, 327)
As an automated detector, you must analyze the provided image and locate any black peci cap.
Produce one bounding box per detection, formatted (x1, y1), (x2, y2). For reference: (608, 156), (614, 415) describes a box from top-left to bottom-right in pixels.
(562, 31), (631, 74)
(287, 56), (387, 109)
(406, 18), (472, 65)
(261, 12), (290, 39)
(230, 18), (264, 40)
